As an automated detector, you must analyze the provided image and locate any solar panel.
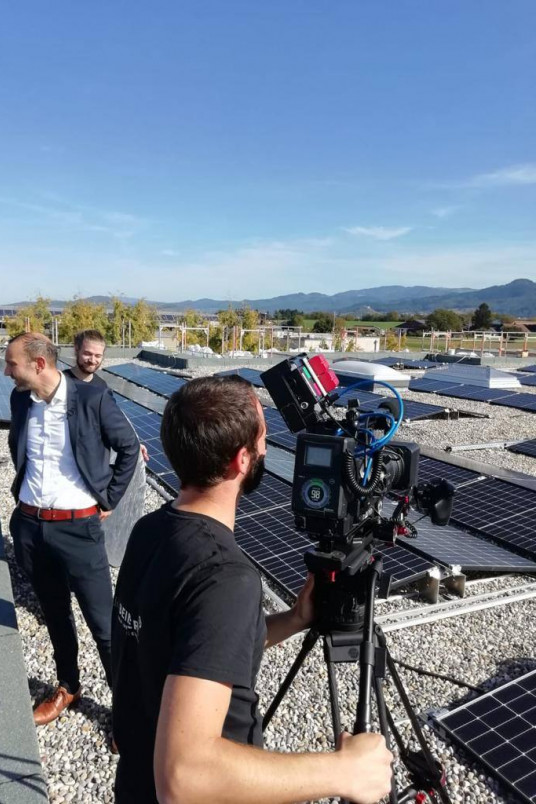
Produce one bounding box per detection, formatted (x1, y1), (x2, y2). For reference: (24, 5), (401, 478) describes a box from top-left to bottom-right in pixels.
(214, 367), (265, 387)
(234, 505), (311, 596)
(408, 378), (461, 394)
(416, 456), (483, 487)
(263, 406), (298, 452)
(236, 473), (292, 518)
(517, 374), (536, 387)
(509, 440), (536, 458)
(265, 445), (295, 482)
(442, 385), (518, 402)
(434, 670), (536, 803)
(450, 478), (536, 559)
(112, 393), (179, 494)
(519, 364), (536, 373)
(377, 542), (434, 589)
(0, 372), (13, 422)
(104, 363), (187, 397)
(399, 520), (536, 573)
(491, 394), (536, 412)
(399, 400), (446, 422)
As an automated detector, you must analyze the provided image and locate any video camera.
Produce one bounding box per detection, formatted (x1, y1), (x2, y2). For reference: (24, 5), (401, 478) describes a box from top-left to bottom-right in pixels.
(261, 354), (454, 619)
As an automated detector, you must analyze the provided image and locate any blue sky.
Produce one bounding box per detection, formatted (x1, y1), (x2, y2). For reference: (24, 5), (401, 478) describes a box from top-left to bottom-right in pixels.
(0, 0), (534, 303)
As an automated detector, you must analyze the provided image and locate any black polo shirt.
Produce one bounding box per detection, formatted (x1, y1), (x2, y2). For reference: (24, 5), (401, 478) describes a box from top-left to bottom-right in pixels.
(111, 504), (266, 804)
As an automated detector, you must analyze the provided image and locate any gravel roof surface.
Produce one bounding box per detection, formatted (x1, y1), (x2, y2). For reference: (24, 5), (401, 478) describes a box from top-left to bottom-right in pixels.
(1, 355), (536, 803)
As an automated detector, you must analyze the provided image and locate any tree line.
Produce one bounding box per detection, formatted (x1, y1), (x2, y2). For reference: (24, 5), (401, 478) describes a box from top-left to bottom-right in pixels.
(5, 296), (159, 345)
(274, 304), (518, 332)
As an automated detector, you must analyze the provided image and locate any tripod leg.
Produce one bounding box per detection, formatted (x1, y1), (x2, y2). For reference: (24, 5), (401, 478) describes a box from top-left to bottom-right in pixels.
(374, 674), (399, 804)
(381, 636), (452, 804)
(325, 658), (342, 742)
(262, 628), (320, 731)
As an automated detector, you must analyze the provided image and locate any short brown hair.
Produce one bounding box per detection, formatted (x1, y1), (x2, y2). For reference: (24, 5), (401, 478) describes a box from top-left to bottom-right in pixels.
(74, 329), (106, 351)
(9, 333), (59, 366)
(161, 376), (261, 489)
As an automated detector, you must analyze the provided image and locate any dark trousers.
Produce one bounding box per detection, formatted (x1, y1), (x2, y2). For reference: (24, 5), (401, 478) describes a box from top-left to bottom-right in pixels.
(10, 506), (113, 692)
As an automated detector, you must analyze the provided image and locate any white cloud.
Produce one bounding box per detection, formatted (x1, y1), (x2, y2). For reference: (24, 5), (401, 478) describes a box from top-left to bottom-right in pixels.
(433, 163), (536, 190)
(344, 225), (413, 241)
(467, 164), (536, 188)
(431, 206), (459, 219)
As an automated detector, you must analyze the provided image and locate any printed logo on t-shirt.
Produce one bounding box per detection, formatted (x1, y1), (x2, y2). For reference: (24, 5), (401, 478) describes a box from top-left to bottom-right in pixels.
(117, 601), (142, 641)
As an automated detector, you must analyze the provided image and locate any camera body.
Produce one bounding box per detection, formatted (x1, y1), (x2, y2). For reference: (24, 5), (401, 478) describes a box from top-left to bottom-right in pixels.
(261, 353), (453, 549)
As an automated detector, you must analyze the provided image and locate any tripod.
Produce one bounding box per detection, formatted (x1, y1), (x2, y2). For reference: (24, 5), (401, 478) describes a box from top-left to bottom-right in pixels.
(263, 552), (452, 804)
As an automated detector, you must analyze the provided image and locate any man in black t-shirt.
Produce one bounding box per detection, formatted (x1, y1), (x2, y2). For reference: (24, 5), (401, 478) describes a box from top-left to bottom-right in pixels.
(111, 376), (393, 804)
(64, 329), (149, 464)
(64, 329), (108, 386)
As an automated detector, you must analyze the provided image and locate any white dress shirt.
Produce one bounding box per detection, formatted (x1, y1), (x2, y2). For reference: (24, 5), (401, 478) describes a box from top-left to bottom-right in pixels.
(19, 372), (97, 509)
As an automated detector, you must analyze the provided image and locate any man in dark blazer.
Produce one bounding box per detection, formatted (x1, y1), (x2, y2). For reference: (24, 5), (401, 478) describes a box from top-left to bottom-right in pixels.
(5, 332), (139, 726)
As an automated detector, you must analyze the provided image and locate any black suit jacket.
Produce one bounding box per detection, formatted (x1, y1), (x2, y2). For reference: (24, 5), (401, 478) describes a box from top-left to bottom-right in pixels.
(9, 373), (140, 511)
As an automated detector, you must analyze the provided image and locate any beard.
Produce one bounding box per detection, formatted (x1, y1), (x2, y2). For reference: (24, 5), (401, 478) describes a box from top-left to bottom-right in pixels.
(77, 359), (99, 375)
(241, 454), (265, 496)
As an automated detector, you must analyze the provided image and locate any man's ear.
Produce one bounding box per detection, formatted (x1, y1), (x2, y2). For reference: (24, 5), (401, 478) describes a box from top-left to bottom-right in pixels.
(34, 356), (47, 373)
(227, 446), (250, 480)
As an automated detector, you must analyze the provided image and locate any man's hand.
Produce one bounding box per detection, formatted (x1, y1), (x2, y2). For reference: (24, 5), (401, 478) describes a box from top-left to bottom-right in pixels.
(336, 732), (393, 804)
(140, 444), (149, 463)
(290, 573), (315, 632)
(99, 509), (113, 522)
(265, 574), (315, 648)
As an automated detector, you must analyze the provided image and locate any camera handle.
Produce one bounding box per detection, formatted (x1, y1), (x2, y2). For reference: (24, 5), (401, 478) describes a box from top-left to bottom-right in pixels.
(262, 559), (452, 804)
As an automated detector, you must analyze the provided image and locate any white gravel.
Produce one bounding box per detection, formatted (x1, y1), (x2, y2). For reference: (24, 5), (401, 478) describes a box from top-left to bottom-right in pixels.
(2, 356), (536, 803)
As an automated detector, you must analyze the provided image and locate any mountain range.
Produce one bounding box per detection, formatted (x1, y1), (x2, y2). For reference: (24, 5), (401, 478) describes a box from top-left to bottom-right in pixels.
(7, 278), (536, 317)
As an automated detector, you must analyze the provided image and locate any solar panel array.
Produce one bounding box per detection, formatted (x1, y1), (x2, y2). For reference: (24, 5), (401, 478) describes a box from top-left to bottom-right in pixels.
(263, 406), (299, 452)
(399, 518), (536, 573)
(509, 440), (536, 459)
(449, 478), (536, 560)
(491, 394), (536, 412)
(112, 394), (179, 491)
(101, 364), (536, 596)
(214, 367), (265, 387)
(519, 365), (536, 373)
(104, 363), (187, 397)
(0, 372), (13, 422)
(409, 376), (536, 412)
(516, 374), (536, 388)
(434, 670), (536, 803)
(334, 389), (447, 423)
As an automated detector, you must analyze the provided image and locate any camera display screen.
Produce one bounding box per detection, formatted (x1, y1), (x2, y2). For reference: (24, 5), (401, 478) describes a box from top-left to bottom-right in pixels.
(305, 444), (333, 468)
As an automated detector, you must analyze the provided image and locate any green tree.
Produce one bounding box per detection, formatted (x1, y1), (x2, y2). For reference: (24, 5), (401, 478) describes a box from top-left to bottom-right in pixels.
(127, 300), (159, 345)
(425, 308), (463, 332)
(242, 307), (260, 352)
(287, 312), (304, 327)
(6, 296), (52, 337)
(180, 309), (205, 347)
(217, 307), (240, 351)
(58, 297), (109, 343)
(471, 303), (493, 330)
(108, 297), (128, 345)
(312, 314), (333, 333)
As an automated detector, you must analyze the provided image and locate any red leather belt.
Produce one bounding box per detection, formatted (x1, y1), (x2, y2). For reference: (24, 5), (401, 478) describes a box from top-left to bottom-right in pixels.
(18, 502), (99, 521)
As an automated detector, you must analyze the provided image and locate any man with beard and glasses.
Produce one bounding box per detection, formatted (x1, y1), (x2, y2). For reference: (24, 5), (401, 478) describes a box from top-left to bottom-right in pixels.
(111, 376), (393, 804)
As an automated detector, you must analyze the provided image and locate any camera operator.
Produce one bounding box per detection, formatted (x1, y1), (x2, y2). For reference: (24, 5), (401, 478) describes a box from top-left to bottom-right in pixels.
(111, 376), (393, 804)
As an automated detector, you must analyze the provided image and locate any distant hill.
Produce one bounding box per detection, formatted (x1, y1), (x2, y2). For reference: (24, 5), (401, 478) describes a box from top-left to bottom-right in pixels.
(5, 278), (536, 317)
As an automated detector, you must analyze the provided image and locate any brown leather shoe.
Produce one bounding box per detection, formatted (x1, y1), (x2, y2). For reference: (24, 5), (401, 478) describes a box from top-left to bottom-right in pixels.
(33, 685), (81, 726)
